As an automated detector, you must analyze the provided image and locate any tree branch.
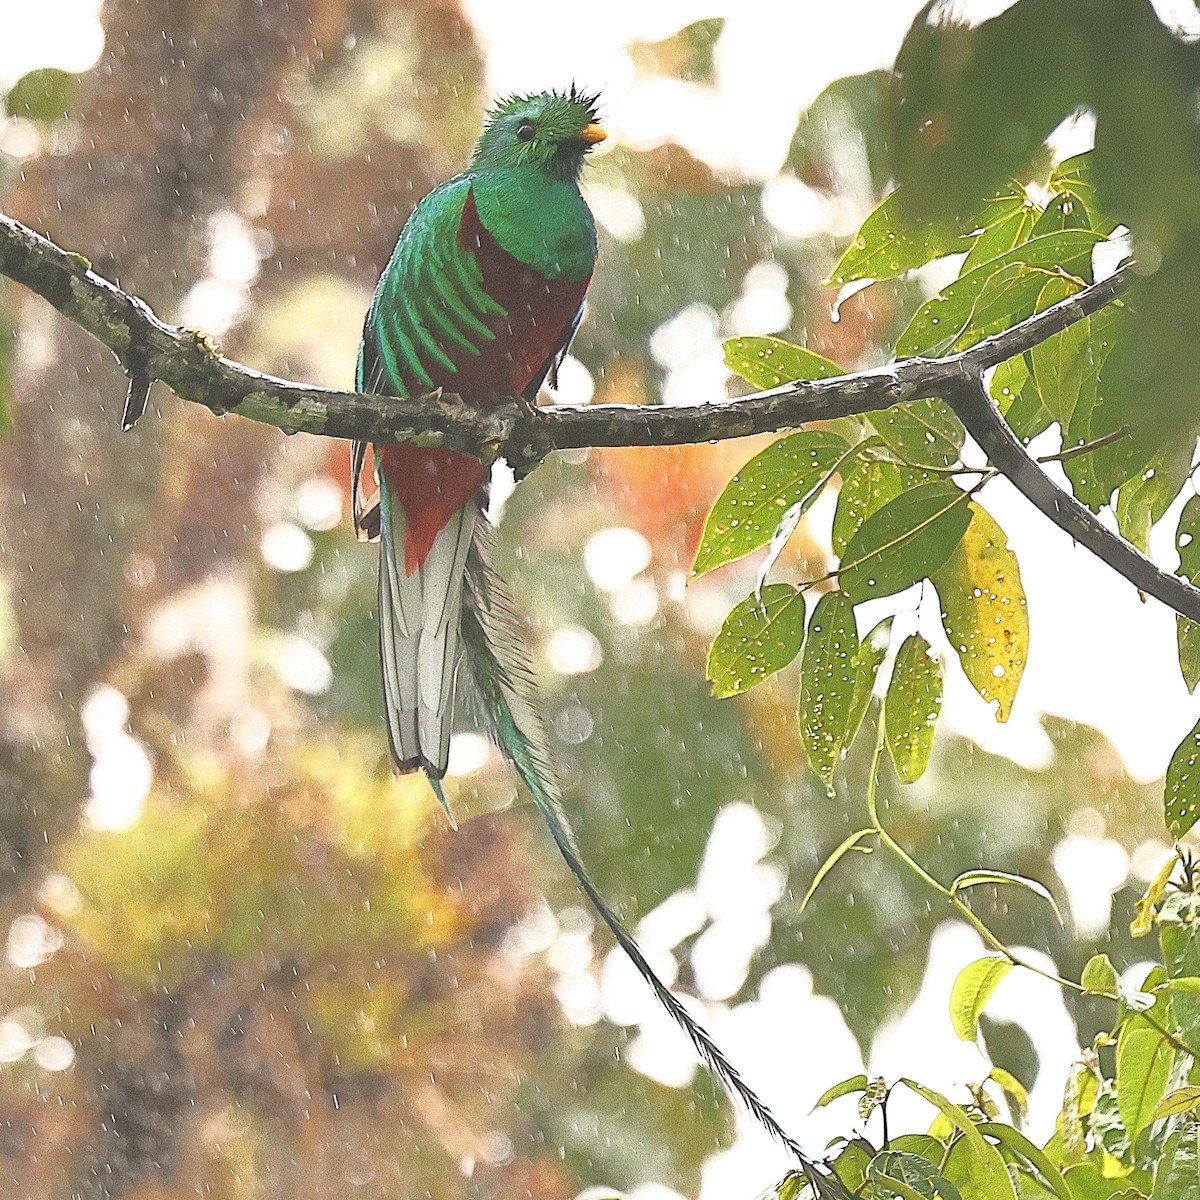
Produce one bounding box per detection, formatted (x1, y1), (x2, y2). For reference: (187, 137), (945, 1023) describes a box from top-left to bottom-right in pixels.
(5, 207), (1194, 625)
(943, 373), (1200, 624)
(0, 208), (1127, 460)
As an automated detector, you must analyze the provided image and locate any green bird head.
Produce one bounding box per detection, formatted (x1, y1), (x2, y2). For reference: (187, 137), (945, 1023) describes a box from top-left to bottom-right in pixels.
(471, 86), (605, 179)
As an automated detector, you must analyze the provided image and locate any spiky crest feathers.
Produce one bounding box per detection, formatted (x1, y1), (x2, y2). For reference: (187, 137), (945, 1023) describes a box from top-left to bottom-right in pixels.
(470, 86), (603, 176)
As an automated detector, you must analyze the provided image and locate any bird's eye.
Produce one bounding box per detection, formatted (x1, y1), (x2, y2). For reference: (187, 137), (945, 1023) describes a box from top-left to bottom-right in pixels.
(516, 120), (536, 141)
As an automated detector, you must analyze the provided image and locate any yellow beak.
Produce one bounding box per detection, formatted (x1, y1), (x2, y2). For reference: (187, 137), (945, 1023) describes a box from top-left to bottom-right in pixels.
(579, 123), (607, 146)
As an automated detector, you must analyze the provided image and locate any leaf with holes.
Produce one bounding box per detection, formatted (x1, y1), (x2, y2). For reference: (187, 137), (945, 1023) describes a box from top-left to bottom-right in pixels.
(867, 1151), (962, 1200)
(706, 584), (807, 698)
(884, 634), (943, 783)
(839, 483), (971, 602)
(723, 336), (844, 389)
(844, 618), (891, 749)
(949, 957), (1012, 1042)
(798, 591), (861, 791)
(931, 502), (1027, 722)
(692, 430), (851, 577)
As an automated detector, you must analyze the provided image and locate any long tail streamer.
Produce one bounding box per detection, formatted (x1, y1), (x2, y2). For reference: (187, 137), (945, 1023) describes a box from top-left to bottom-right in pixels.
(459, 524), (851, 1200)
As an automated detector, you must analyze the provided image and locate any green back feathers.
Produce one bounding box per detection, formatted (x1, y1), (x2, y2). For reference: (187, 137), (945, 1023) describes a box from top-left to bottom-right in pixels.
(363, 87), (602, 395)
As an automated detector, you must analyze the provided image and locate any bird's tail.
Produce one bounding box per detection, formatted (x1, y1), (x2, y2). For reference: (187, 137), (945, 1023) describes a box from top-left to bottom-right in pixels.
(377, 472), (477, 823)
(459, 522), (851, 1199)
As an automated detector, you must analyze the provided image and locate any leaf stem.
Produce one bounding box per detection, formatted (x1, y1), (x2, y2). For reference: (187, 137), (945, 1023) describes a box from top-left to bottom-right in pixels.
(1036, 427), (1132, 466)
(862, 719), (1084, 993)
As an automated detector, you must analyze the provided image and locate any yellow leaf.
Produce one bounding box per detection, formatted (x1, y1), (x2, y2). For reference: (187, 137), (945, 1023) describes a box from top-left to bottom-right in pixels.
(932, 501), (1028, 722)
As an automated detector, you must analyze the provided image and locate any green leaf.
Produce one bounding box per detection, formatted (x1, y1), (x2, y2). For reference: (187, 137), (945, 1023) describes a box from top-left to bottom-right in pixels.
(706, 584), (807, 698)
(6, 67), (75, 121)
(1028, 276), (1091, 428)
(986, 1067), (1028, 1121)
(1131, 852), (1178, 939)
(1165, 717), (1200, 841)
(949, 956), (1012, 1042)
(884, 634), (944, 784)
(813, 1072), (869, 1110)
(827, 189), (969, 286)
(1116, 1019), (1175, 1142)
(900, 1080), (1018, 1200)
(798, 591), (861, 789)
(990, 355), (1028, 415)
(1170, 482), (1200, 575)
(1002, 370), (1055, 444)
(1176, 498), (1200, 691)
(723, 336), (844, 389)
(1179, 620), (1200, 695)
(1114, 443), (1193, 555)
(692, 430), (850, 577)
(890, 1135), (948, 1165)
(1082, 954), (1119, 995)
(931, 501), (1027, 722)
(1050, 153), (1104, 231)
(832, 456), (910, 557)
(833, 1141), (873, 1193)
(840, 482), (972, 602)
(1065, 1164), (1147, 1200)
(961, 187), (1042, 275)
(868, 399), (966, 470)
(894, 230), (1102, 358)
(975, 1123), (1072, 1200)
(1031, 190), (1092, 238)
(867, 1150), (962, 1200)
(1152, 1088), (1200, 1122)
(1151, 1123), (1200, 1200)
(949, 870), (1061, 924)
(799, 829), (876, 914)
(844, 618), (892, 749)
(1161, 977), (1200, 995)
(773, 1172), (810, 1200)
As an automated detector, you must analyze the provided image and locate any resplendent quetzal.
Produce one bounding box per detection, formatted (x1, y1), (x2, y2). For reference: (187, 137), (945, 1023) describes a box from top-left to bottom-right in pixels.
(353, 88), (847, 1195)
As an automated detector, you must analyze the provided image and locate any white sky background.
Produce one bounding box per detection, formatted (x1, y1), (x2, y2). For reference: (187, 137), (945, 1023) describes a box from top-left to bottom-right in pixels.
(7, 2), (1200, 1198)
